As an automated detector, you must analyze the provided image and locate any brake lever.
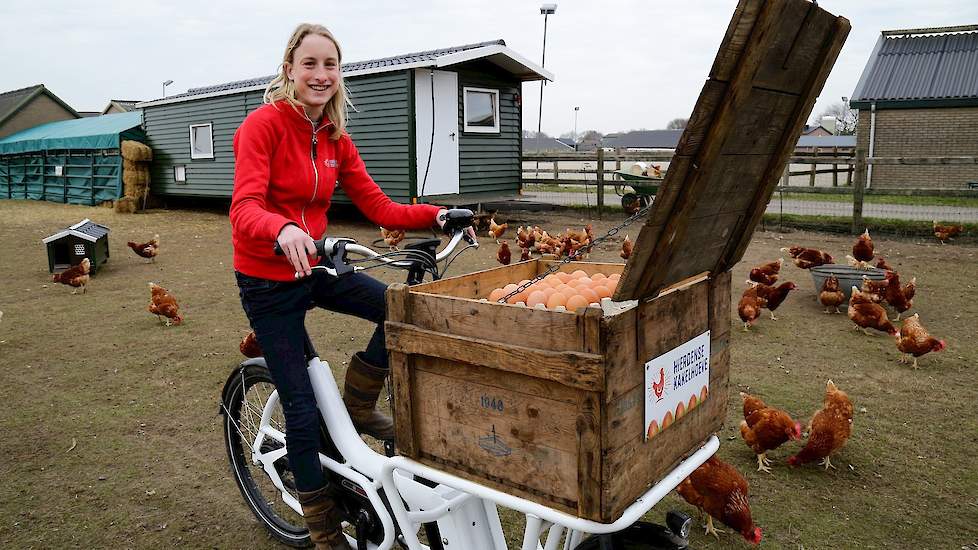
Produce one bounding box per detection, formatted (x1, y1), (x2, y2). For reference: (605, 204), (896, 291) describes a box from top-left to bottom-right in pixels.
(273, 237), (356, 277)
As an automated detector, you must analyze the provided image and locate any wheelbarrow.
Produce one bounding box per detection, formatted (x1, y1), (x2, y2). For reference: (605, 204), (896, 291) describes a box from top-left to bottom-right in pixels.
(612, 170), (663, 212)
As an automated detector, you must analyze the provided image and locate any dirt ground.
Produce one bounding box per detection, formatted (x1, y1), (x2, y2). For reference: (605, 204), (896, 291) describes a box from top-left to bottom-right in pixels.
(0, 199), (976, 549)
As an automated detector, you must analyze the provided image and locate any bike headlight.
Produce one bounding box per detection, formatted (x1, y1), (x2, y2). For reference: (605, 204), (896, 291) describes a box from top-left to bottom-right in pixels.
(666, 510), (693, 539)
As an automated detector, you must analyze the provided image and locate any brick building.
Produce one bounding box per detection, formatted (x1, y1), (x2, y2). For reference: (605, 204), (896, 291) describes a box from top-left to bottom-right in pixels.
(850, 25), (978, 190)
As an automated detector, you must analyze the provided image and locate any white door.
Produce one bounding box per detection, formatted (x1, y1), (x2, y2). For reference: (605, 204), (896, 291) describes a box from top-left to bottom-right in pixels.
(414, 69), (460, 197)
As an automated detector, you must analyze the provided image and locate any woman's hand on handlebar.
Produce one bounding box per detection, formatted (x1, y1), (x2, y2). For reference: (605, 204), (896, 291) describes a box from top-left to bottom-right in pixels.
(436, 208), (477, 243)
(277, 224), (318, 278)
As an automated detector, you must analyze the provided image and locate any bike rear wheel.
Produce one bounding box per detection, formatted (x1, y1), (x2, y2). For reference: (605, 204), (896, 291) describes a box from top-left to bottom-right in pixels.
(222, 362), (309, 547)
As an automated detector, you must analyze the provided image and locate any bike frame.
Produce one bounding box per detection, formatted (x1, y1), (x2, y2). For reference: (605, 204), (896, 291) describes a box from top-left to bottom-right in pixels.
(244, 354), (719, 550)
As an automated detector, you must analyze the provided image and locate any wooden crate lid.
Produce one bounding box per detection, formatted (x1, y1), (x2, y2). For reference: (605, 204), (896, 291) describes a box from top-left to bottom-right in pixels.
(615, 0), (850, 302)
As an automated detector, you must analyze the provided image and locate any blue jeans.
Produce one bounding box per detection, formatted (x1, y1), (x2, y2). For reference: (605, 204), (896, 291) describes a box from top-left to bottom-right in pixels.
(236, 267), (389, 492)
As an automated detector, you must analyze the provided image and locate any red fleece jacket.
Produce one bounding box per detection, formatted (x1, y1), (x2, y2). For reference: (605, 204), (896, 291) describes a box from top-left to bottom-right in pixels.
(230, 101), (440, 281)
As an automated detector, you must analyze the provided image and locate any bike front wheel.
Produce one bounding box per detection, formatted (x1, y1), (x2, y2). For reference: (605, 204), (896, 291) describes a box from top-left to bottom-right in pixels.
(222, 361), (309, 547)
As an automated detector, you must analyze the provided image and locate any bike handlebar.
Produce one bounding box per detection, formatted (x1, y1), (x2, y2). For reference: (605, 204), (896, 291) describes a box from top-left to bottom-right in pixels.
(272, 209), (477, 281)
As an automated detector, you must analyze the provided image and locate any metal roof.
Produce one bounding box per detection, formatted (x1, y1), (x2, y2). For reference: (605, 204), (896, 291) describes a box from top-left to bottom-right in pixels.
(42, 219), (110, 244)
(602, 130), (684, 149)
(0, 111), (143, 155)
(522, 136), (576, 152)
(138, 39), (552, 108)
(851, 29), (978, 105)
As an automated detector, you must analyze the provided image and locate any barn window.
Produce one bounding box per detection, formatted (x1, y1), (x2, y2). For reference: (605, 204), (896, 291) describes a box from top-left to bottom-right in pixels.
(189, 123), (214, 159)
(74, 244), (86, 256)
(174, 165), (187, 183)
(463, 87), (500, 133)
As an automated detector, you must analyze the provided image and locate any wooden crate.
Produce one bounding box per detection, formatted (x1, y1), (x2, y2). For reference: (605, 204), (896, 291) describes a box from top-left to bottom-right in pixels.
(386, 261), (731, 522)
(386, 0), (849, 525)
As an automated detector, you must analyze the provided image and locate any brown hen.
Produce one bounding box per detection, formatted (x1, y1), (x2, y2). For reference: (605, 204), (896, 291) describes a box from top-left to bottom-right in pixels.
(739, 392), (802, 473)
(789, 380), (853, 470)
(819, 276), (845, 314)
(781, 246), (834, 269)
(895, 314), (945, 369)
(148, 282), (183, 326)
(127, 234), (160, 262)
(677, 456), (762, 544)
(52, 258), (91, 294)
(240, 331), (263, 358)
(848, 287), (897, 336)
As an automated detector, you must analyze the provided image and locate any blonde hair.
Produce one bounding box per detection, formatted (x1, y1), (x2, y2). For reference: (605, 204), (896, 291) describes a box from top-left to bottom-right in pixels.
(264, 23), (348, 140)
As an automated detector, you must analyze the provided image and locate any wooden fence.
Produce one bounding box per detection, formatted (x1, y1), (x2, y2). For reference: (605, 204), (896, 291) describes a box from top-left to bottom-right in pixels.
(522, 149), (978, 231)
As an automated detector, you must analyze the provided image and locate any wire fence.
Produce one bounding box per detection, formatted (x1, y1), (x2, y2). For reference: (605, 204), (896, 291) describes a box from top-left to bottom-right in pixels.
(521, 151), (978, 231)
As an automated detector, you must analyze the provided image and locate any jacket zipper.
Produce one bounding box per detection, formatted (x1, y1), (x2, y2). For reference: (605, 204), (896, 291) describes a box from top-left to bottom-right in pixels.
(300, 117), (329, 235)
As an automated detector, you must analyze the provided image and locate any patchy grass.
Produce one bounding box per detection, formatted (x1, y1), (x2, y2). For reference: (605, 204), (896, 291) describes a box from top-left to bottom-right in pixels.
(778, 192), (978, 208)
(762, 213), (978, 241)
(1, 200), (977, 549)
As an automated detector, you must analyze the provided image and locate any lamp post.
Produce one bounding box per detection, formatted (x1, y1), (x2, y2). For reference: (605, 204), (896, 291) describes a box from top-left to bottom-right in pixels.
(537, 3), (556, 140)
(162, 79), (174, 98)
(573, 106), (580, 149)
(533, 3), (556, 181)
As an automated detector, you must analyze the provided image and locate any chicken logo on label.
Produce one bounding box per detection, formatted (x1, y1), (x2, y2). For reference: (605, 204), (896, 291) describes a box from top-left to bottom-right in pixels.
(323, 159), (338, 168)
(650, 367), (669, 402)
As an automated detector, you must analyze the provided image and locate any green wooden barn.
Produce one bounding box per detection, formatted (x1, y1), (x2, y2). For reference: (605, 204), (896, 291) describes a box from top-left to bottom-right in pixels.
(42, 219), (110, 274)
(0, 112), (145, 205)
(136, 40), (551, 204)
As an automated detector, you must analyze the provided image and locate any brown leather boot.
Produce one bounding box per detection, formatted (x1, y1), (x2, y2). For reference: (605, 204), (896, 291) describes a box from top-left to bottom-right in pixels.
(297, 486), (352, 550)
(343, 353), (395, 440)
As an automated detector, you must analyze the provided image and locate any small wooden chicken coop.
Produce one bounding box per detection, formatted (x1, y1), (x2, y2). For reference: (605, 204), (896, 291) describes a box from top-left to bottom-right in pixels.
(42, 218), (110, 274)
(387, 0), (849, 523)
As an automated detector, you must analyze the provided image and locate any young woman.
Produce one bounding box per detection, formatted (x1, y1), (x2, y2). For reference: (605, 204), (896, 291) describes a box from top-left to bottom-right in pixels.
(230, 23), (467, 549)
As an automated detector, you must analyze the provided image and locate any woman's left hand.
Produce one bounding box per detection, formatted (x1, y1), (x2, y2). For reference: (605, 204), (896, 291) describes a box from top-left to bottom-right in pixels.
(435, 208), (477, 242)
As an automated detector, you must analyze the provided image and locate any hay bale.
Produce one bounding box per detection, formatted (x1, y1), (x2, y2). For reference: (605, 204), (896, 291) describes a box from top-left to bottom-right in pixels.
(122, 161), (151, 199)
(121, 140), (152, 162)
(114, 196), (137, 214)
(123, 169), (149, 188)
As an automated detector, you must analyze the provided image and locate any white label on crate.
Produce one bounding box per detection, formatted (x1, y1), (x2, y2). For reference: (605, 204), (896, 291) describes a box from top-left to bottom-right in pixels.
(644, 330), (710, 441)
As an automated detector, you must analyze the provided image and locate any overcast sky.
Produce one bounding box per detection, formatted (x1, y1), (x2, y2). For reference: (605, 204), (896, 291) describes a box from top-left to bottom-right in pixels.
(3, 1), (976, 135)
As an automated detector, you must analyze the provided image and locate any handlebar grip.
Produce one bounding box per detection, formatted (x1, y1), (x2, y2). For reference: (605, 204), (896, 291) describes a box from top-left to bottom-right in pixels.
(273, 239), (328, 256)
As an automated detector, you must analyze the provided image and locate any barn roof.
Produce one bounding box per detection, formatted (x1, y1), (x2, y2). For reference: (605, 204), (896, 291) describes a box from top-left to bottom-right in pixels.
(601, 130), (684, 149)
(0, 112), (143, 155)
(851, 26), (978, 108)
(42, 219), (110, 244)
(138, 39), (553, 108)
(0, 84), (81, 127)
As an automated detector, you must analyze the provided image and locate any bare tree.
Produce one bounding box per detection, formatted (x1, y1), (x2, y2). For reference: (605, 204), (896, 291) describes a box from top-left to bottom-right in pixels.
(579, 130), (603, 143)
(811, 101), (858, 135)
(666, 118), (689, 130)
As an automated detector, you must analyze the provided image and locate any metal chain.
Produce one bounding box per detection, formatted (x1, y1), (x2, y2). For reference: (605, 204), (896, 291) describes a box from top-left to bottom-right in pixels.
(498, 201), (655, 303)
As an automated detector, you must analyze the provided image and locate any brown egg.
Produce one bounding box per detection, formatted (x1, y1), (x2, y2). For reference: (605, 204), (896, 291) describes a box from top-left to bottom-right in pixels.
(527, 290), (548, 307)
(488, 288), (506, 302)
(591, 272), (607, 282)
(566, 294), (589, 311)
(593, 285), (612, 299)
(579, 287), (600, 304)
(570, 270), (588, 280)
(556, 272), (572, 283)
(546, 291), (568, 309)
(540, 287), (557, 302)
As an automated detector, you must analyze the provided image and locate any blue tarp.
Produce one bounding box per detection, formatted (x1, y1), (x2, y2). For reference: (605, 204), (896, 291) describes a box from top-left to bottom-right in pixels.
(0, 112), (143, 155)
